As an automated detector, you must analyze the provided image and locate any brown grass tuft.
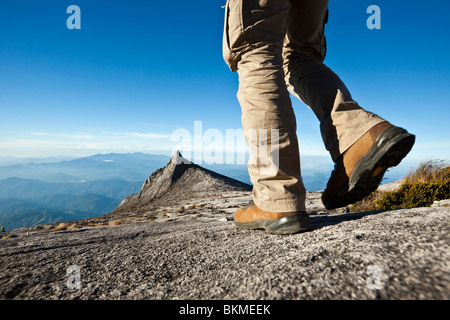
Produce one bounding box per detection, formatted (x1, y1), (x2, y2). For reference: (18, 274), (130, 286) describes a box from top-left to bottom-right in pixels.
(108, 219), (124, 226)
(53, 222), (80, 231)
(53, 222), (70, 231)
(405, 159), (450, 184)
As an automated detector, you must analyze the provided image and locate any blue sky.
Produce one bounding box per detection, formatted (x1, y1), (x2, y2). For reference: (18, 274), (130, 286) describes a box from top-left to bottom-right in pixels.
(1, 0), (449, 171)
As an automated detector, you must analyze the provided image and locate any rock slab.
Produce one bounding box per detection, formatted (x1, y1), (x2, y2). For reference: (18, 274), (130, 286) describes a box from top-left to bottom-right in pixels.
(1, 206), (448, 300)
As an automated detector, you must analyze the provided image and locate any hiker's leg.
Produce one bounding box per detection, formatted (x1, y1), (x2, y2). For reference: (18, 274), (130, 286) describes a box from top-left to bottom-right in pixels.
(283, 1), (414, 210)
(223, 0), (306, 212)
(283, 0), (386, 162)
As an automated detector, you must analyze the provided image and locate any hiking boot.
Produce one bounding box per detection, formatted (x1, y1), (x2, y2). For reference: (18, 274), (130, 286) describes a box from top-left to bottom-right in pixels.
(322, 122), (415, 210)
(234, 205), (310, 235)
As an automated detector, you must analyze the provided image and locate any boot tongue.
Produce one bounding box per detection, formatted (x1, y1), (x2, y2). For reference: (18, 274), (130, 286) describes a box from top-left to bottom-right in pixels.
(368, 122), (392, 141)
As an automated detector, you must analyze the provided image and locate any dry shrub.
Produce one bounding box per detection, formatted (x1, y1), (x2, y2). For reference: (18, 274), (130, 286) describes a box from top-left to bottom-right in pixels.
(351, 159), (450, 212)
(376, 180), (450, 209)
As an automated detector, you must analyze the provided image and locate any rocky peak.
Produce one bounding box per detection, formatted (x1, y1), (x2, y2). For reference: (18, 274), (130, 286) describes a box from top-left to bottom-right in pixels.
(138, 150), (193, 202)
(113, 150), (252, 214)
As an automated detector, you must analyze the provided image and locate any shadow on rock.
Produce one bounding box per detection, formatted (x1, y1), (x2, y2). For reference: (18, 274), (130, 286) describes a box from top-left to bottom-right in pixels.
(309, 209), (391, 231)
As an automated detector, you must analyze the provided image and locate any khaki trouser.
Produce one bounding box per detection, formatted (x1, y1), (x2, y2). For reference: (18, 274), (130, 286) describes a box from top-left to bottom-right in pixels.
(223, 0), (386, 212)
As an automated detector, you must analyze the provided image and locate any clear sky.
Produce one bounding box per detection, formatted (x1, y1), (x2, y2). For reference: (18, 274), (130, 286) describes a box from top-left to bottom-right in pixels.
(1, 0), (449, 169)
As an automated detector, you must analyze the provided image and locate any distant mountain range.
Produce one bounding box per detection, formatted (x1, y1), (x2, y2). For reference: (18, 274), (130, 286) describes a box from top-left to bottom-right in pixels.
(0, 153), (171, 230)
(0, 152), (171, 183)
(0, 196), (117, 231)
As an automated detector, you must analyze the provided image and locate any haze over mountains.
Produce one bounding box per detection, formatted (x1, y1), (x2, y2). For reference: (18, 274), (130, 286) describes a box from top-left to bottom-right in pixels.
(0, 153), (169, 230)
(0, 153), (170, 183)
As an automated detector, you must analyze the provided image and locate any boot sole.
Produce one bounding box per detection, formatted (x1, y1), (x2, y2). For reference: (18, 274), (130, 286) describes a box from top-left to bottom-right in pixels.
(323, 127), (415, 210)
(234, 212), (310, 235)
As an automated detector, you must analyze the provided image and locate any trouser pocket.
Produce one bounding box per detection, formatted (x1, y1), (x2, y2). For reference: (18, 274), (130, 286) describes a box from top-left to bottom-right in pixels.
(223, 0), (289, 72)
(222, 0), (241, 72)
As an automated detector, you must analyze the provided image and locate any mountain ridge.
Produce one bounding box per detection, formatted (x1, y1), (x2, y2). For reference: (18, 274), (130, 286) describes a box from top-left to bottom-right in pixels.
(112, 151), (252, 216)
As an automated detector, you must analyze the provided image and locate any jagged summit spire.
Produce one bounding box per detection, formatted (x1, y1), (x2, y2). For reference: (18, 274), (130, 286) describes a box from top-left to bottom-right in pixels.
(170, 150), (191, 165)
